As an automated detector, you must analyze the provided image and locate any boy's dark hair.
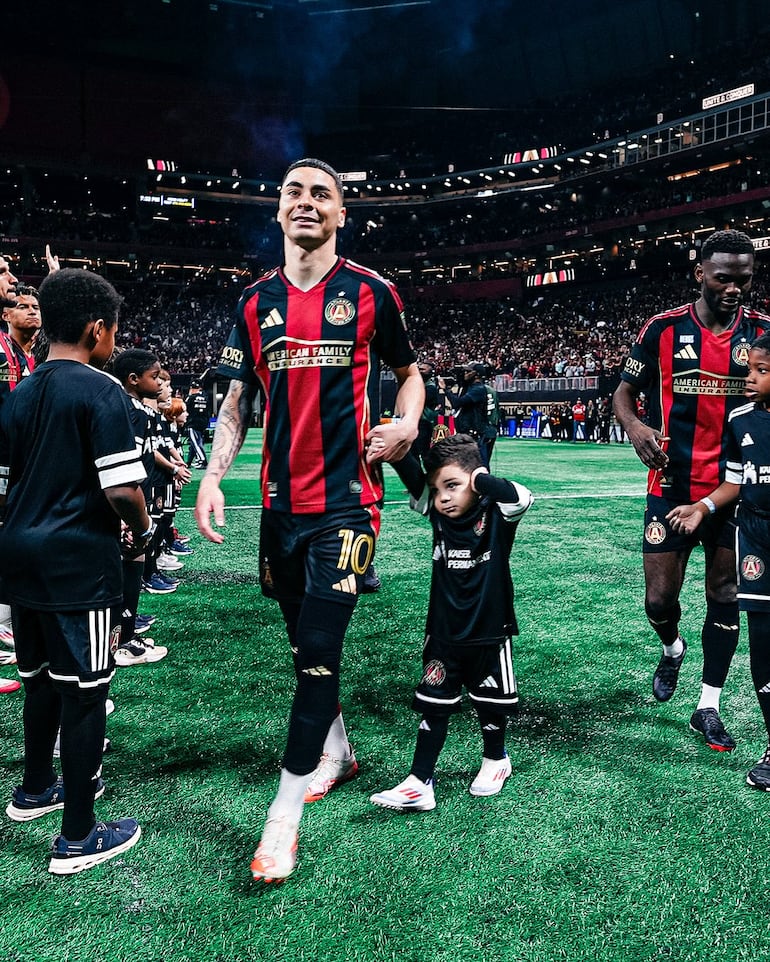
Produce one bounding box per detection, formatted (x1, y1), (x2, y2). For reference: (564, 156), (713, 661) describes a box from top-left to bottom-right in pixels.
(424, 433), (484, 479)
(281, 158), (344, 201)
(37, 269), (122, 344)
(112, 348), (159, 385)
(751, 332), (770, 354)
(701, 229), (755, 261)
(13, 284), (39, 299)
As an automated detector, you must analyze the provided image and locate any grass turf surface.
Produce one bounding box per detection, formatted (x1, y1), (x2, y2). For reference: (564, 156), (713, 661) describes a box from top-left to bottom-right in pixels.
(1, 435), (769, 962)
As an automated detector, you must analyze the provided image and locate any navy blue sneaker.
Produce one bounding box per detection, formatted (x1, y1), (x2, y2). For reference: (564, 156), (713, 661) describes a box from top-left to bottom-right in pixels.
(134, 614), (156, 634)
(170, 540), (194, 555)
(49, 818), (141, 875)
(155, 572), (180, 587)
(141, 574), (176, 594)
(6, 776), (105, 822)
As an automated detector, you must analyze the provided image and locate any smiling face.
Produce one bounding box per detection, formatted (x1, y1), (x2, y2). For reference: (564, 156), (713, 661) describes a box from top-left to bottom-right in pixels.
(428, 462), (480, 519)
(277, 166), (346, 253)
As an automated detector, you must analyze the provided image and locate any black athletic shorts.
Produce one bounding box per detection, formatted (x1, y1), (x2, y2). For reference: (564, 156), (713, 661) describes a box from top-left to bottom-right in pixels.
(259, 505), (380, 606)
(643, 493), (736, 555)
(736, 507), (770, 612)
(412, 635), (518, 716)
(12, 603), (120, 690)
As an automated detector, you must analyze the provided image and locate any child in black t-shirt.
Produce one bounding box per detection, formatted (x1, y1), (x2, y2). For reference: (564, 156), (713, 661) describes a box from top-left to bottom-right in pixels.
(370, 433), (533, 812)
(0, 269), (151, 873)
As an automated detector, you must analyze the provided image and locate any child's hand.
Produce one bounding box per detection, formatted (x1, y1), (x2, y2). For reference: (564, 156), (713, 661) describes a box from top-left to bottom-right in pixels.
(470, 466), (489, 491)
(666, 502), (707, 536)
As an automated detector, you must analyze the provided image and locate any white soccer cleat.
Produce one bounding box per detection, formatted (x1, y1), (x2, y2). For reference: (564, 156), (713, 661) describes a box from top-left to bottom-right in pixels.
(370, 774), (436, 812)
(304, 750), (359, 803)
(469, 754), (512, 797)
(250, 816), (299, 883)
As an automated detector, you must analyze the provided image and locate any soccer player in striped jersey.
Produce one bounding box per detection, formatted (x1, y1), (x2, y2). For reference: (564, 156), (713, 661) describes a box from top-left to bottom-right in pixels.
(369, 434), (533, 812)
(196, 158), (424, 883)
(614, 229), (770, 752)
(0, 269), (150, 873)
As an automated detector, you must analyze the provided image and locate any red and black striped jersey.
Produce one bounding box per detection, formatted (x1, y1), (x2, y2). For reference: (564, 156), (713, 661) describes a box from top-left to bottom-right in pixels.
(218, 257), (415, 513)
(621, 303), (770, 501)
(0, 331), (34, 400)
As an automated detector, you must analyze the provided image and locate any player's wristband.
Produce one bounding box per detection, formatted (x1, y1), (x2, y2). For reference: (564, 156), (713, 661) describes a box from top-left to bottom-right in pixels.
(699, 497), (717, 515)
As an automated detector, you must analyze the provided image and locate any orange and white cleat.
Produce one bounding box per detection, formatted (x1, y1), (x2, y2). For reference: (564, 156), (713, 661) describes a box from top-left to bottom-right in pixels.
(304, 750), (358, 803)
(250, 817), (299, 883)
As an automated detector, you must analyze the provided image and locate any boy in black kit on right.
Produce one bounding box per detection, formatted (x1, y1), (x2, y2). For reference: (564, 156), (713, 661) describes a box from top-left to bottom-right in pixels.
(370, 434), (533, 811)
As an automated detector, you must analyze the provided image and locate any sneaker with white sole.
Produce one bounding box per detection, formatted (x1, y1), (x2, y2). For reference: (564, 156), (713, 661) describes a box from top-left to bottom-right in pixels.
(7, 776), (105, 822)
(304, 749), (359, 803)
(49, 818), (141, 875)
(370, 774), (436, 812)
(114, 636), (168, 666)
(250, 817), (298, 883)
(0, 624), (14, 649)
(141, 574), (177, 594)
(157, 552), (183, 571)
(469, 754), (512, 797)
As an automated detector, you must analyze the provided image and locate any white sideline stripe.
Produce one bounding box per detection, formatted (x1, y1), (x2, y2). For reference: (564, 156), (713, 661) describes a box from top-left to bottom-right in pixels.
(175, 491), (646, 512)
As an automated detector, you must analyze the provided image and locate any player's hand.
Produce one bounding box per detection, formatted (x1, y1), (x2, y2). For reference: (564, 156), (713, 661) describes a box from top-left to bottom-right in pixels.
(365, 421), (418, 464)
(627, 423), (670, 470)
(666, 502), (706, 536)
(195, 476), (226, 543)
(174, 463), (192, 484)
(45, 244), (60, 273)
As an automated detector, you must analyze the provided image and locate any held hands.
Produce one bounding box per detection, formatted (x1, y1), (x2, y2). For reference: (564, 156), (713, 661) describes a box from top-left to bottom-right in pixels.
(365, 420), (417, 464)
(666, 502), (708, 536)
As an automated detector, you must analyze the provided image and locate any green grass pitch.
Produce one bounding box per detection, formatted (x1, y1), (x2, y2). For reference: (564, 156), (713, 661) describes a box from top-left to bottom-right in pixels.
(1, 434), (768, 962)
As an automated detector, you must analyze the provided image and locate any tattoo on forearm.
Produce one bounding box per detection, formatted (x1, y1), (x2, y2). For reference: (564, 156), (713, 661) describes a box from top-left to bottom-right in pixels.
(205, 381), (255, 481)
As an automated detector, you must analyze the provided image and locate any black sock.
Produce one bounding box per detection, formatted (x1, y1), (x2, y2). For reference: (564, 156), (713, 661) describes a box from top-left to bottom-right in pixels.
(410, 715), (449, 782)
(21, 673), (60, 794)
(58, 689), (108, 841)
(701, 600), (740, 688)
(121, 559), (143, 641)
(477, 709), (508, 760)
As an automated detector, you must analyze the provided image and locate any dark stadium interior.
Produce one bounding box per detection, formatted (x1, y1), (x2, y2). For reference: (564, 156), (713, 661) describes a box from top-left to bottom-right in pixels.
(4, 0), (770, 389)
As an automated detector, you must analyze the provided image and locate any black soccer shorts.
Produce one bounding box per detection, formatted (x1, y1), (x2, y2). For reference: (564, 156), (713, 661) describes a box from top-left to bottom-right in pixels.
(736, 508), (770, 612)
(642, 493), (736, 555)
(258, 505), (380, 606)
(12, 603), (120, 690)
(412, 635), (518, 716)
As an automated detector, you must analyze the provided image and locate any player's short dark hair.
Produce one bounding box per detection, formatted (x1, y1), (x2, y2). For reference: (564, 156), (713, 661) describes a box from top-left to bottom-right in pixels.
(38, 269), (122, 345)
(13, 284), (38, 299)
(112, 348), (159, 385)
(751, 332), (770, 355)
(281, 158), (344, 201)
(423, 433), (484, 479)
(701, 230), (755, 261)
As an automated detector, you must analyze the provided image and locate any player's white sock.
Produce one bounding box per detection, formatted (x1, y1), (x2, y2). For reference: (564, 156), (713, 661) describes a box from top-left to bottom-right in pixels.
(321, 711), (353, 760)
(662, 636), (685, 659)
(696, 684), (722, 712)
(266, 768), (312, 824)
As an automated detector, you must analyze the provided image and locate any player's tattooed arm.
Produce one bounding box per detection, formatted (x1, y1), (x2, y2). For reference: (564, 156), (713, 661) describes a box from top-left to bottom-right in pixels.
(612, 380), (669, 470)
(206, 378), (255, 482)
(195, 378), (256, 543)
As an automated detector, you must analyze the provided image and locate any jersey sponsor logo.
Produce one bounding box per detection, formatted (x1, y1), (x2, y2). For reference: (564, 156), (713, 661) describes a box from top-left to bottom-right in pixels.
(742, 555), (765, 581)
(623, 357), (645, 378)
(423, 659), (446, 686)
(672, 370), (747, 396)
(743, 460), (759, 484)
(331, 573), (358, 594)
(324, 298), (356, 326)
(261, 308), (284, 329)
(220, 344), (244, 366)
(732, 342), (751, 366)
(674, 345), (698, 360)
(679, 335), (695, 344)
(267, 482), (278, 497)
(645, 519), (667, 545)
(265, 337), (354, 371)
(741, 433), (755, 447)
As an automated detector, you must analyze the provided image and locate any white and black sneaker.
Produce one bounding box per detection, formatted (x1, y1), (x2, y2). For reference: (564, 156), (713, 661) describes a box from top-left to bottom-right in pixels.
(114, 636), (168, 666)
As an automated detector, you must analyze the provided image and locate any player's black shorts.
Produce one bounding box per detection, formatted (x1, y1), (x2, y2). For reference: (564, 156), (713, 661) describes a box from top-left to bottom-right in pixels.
(643, 493), (736, 555)
(412, 635), (518, 717)
(736, 507), (770, 612)
(148, 485), (165, 521)
(259, 505), (380, 606)
(11, 603), (120, 690)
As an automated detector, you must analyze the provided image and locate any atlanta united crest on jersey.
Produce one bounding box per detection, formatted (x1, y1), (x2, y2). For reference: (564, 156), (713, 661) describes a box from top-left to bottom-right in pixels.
(218, 257), (415, 514)
(725, 401), (770, 611)
(621, 303), (770, 501)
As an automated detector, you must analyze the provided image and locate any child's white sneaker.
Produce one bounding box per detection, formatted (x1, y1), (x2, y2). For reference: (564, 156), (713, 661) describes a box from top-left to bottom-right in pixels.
(469, 754), (512, 796)
(370, 774), (436, 812)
